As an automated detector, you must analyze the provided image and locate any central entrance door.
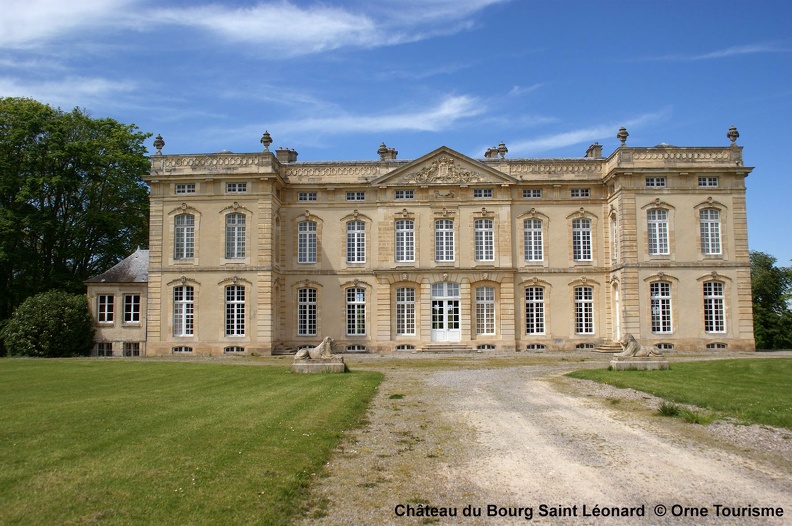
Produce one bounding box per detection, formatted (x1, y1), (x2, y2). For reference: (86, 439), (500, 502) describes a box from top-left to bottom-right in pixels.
(431, 282), (461, 342)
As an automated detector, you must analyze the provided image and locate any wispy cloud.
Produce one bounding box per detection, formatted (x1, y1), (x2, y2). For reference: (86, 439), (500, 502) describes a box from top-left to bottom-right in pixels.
(641, 43), (790, 62)
(0, 75), (138, 108)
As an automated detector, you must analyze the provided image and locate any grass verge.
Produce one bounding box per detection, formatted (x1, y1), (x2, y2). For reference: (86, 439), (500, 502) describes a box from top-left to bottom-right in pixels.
(0, 359), (382, 525)
(568, 358), (792, 430)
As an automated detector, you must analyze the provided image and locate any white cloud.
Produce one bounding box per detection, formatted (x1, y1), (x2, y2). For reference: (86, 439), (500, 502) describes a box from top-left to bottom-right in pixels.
(0, 76), (138, 108)
(643, 43), (790, 62)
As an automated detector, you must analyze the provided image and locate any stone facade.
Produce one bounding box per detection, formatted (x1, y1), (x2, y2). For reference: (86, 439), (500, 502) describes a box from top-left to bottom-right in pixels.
(87, 127), (756, 355)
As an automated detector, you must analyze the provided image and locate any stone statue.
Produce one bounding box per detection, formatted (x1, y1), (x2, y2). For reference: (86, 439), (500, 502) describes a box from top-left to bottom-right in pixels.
(615, 333), (664, 358)
(294, 336), (336, 360)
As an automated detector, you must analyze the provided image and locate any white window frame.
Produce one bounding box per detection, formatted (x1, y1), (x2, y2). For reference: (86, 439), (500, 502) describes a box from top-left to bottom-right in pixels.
(612, 217), (619, 261)
(98, 295), (114, 323)
(473, 188), (493, 198)
(123, 342), (140, 356)
(571, 188), (590, 198)
(434, 219), (454, 262)
(650, 282), (672, 333)
(225, 285), (245, 336)
(395, 220), (415, 262)
(346, 288), (366, 336)
(123, 294), (140, 324)
(173, 285), (194, 337)
(523, 218), (543, 261)
(297, 288), (317, 336)
(475, 286), (496, 335)
(395, 190), (414, 200)
(298, 191), (317, 202)
(525, 287), (545, 334)
(298, 221), (317, 264)
(395, 287), (416, 336)
(175, 183), (196, 194)
(647, 209), (669, 255)
(572, 218), (592, 261)
(174, 214), (195, 259)
(698, 177), (719, 188)
(700, 208), (722, 255)
(225, 213), (246, 259)
(522, 189), (542, 199)
(474, 219), (494, 262)
(346, 220), (366, 263)
(346, 191), (365, 201)
(96, 342), (113, 356)
(703, 281), (726, 333)
(645, 177), (666, 188)
(574, 286), (594, 334)
(225, 182), (248, 193)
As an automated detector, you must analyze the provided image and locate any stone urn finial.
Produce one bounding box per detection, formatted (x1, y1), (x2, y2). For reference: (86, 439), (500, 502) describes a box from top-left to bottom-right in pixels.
(260, 130), (273, 152)
(153, 134), (165, 154)
(497, 141), (508, 159)
(727, 125), (739, 145)
(616, 127), (629, 146)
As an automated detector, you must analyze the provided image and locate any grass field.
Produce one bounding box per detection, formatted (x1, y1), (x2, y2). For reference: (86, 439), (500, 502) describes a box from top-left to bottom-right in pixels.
(0, 359), (382, 525)
(568, 358), (792, 430)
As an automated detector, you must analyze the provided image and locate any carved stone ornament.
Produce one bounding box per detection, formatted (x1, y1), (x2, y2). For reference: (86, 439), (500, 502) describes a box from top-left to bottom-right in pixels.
(434, 189), (455, 198)
(401, 208), (409, 218)
(353, 209), (359, 219)
(180, 276), (187, 284)
(401, 273), (407, 281)
(233, 202), (239, 210)
(181, 203), (187, 210)
(708, 197), (714, 204)
(483, 272), (489, 280)
(532, 277), (538, 284)
(304, 209), (311, 219)
(232, 276), (238, 284)
(581, 276), (588, 284)
(658, 272), (665, 280)
(442, 273), (448, 281)
(711, 271), (718, 278)
(402, 156), (483, 185)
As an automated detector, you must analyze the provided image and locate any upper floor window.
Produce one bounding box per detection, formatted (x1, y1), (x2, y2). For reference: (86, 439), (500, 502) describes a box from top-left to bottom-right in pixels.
(647, 209), (669, 255)
(395, 190), (414, 200)
(346, 191), (365, 201)
(645, 177), (666, 188)
(123, 294), (140, 323)
(522, 189), (542, 199)
(226, 182), (247, 193)
(298, 192), (317, 202)
(297, 221), (317, 264)
(225, 285), (245, 336)
(474, 219), (494, 261)
(346, 220), (366, 263)
(346, 288), (366, 336)
(225, 213), (246, 259)
(650, 282), (672, 333)
(174, 214), (195, 259)
(173, 285), (194, 336)
(572, 218), (592, 261)
(698, 177), (719, 188)
(395, 220), (415, 263)
(703, 281), (725, 333)
(700, 209), (721, 255)
(525, 287), (545, 334)
(473, 188), (493, 198)
(571, 188), (590, 198)
(297, 288), (317, 336)
(175, 183), (195, 194)
(98, 295), (114, 323)
(435, 219), (454, 262)
(611, 217), (619, 261)
(524, 219), (543, 261)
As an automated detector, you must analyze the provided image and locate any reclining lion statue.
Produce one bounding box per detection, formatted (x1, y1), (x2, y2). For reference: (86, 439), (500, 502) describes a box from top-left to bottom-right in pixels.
(294, 336), (336, 360)
(615, 333), (664, 357)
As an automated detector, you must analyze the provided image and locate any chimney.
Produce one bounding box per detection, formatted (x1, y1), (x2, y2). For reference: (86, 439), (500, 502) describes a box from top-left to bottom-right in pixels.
(585, 142), (602, 159)
(275, 147), (298, 163)
(377, 142), (398, 160)
(484, 146), (498, 159)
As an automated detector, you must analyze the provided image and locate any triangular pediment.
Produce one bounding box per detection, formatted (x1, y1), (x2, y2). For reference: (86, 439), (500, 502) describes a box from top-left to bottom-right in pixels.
(370, 146), (518, 186)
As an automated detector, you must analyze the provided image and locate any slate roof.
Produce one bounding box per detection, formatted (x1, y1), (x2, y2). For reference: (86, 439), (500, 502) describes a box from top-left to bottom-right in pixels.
(84, 249), (149, 284)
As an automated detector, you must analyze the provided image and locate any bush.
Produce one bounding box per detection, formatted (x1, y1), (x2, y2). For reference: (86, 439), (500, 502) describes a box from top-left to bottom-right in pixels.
(2, 291), (94, 357)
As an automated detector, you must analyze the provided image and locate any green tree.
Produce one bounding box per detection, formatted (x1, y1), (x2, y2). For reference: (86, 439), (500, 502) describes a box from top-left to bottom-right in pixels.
(0, 97), (150, 325)
(750, 251), (792, 349)
(2, 290), (94, 357)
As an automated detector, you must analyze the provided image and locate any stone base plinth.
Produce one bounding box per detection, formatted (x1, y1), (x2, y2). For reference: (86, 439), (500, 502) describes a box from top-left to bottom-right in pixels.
(610, 357), (669, 370)
(291, 357), (348, 373)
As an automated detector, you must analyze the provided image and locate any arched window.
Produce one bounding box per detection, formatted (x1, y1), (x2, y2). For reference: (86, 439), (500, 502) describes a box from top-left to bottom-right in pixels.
(174, 214), (195, 259)
(225, 213), (246, 258)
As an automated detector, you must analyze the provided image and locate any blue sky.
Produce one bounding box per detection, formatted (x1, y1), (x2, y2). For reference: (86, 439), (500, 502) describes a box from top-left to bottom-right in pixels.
(2, 1), (791, 264)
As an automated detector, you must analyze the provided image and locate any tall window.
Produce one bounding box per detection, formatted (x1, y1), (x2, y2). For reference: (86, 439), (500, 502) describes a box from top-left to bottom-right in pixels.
(297, 288), (317, 336)
(395, 220), (415, 262)
(474, 219), (494, 261)
(123, 294), (140, 323)
(650, 282), (672, 333)
(298, 221), (317, 264)
(572, 218), (592, 261)
(174, 214), (195, 259)
(98, 295), (114, 323)
(574, 286), (594, 334)
(395, 287), (416, 335)
(173, 285), (194, 336)
(700, 209), (721, 255)
(475, 286), (496, 335)
(225, 213), (246, 258)
(647, 209), (669, 255)
(703, 281), (725, 333)
(524, 219), (543, 261)
(346, 288), (366, 336)
(525, 287), (545, 334)
(611, 217), (619, 261)
(346, 221), (365, 263)
(225, 285), (245, 336)
(435, 219), (454, 261)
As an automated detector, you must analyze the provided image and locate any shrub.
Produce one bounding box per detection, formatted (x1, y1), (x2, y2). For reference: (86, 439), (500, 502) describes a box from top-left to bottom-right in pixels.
(3, 291), (94, 357)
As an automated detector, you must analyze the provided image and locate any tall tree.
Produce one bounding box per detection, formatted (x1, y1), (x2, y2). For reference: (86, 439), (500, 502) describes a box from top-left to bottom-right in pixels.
(750, 251), (792, 349)
(0, 97), (150, 323)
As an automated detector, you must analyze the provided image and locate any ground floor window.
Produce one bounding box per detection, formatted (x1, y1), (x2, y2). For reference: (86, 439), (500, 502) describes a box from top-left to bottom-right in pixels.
(703, 281), (725, 332)
(650, 282), (672, 333)
(525, 287), (545, 334)
(395, 287), (416, 335)
(574, 286), (594, 334)
(96, 342), (113, 356)
(123, 342), (140, 356)
(298, 288), (317, 336)
(346, 288), (366, 336)
(475, 286), (495, 334)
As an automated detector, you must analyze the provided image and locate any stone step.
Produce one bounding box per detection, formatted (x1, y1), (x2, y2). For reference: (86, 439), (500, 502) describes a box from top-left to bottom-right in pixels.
(595, 341), (623, 353)
(420, 344), (474, 353)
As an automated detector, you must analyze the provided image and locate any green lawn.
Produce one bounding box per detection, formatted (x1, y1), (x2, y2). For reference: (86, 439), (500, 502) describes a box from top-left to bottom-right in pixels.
(0, 359), (382, 525)
(568, 358), (792, 430)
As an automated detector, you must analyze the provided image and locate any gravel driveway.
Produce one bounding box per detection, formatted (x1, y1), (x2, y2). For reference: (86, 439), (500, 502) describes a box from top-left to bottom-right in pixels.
(299, 353), (792, 525)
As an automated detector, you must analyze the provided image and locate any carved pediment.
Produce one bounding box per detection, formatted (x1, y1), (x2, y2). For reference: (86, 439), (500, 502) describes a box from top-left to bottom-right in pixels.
(401, 156), (481, 185)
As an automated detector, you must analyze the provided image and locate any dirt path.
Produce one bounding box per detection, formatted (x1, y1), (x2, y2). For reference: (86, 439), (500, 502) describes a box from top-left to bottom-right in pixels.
(299, 355), (792, 525)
